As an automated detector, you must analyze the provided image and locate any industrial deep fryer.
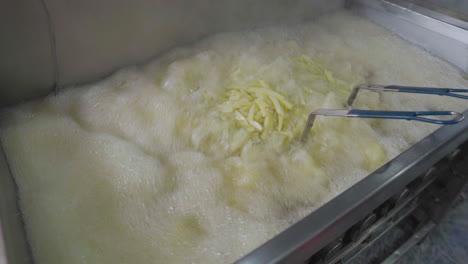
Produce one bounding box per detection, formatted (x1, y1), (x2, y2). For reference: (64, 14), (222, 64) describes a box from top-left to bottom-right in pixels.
(1, 0), (468, 263)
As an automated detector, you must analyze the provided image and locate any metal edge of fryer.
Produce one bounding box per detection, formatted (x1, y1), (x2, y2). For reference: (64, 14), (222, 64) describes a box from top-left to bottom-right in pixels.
(235, 112), (468, 263)
(349, 0), (468, 73)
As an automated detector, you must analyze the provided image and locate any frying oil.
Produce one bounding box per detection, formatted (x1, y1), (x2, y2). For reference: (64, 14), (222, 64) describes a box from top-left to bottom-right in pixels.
(1, 10), (466, 264)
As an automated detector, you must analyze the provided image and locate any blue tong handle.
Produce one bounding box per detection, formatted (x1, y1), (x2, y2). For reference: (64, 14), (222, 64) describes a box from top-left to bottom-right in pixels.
(385, 85), (468, 99)
(349, 110), (465, 125)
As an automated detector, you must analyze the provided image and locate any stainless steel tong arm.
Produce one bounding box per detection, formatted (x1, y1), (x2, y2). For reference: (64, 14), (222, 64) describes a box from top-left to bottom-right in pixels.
(300, 109), (464, 144)
(346, 84), (468, 108)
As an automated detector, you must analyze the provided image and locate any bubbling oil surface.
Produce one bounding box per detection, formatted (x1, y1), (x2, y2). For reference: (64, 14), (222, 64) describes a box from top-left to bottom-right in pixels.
(1, 10), (467, 264)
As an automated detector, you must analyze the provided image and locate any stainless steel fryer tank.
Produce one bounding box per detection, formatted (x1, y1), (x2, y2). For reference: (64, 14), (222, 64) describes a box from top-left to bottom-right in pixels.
(1, 0), (468, 263)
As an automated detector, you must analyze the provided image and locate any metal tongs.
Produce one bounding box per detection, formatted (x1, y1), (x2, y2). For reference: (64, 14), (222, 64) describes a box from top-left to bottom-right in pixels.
(346, 84), (468, 107)
(300, 85), (468, 144)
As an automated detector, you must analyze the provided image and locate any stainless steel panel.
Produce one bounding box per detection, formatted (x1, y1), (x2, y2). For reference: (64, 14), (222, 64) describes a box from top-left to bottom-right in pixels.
(236, 110), (468, 264)
(0, 0), (55, 107)
(0, 140), (32, 264)
(408, 0), (468, 21)
(0, 0), (343, 107)
(47, 0), (343, 88)
(349, 0), (468, 73)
